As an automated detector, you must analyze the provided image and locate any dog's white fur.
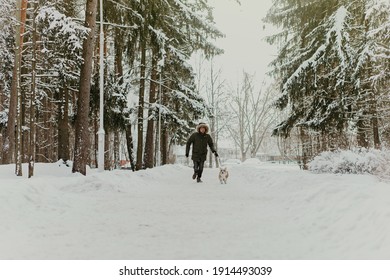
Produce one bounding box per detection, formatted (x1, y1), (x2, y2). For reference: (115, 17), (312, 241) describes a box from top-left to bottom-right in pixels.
(218, 167), (229, 184)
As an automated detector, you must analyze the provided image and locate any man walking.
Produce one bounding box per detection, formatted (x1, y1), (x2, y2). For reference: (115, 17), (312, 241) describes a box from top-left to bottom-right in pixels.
(185, 123), (218, 183)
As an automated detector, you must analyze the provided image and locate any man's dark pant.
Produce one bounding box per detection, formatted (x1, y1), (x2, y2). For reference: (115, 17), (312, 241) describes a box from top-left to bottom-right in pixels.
(193, 160), (205, 179)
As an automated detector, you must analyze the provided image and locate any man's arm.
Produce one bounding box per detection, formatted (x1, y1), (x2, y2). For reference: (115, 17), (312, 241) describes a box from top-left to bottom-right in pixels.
(185, 134), (194, 157)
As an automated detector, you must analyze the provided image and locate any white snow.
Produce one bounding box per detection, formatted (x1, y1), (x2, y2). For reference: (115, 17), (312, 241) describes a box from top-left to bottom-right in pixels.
(1, 161), (390, 260)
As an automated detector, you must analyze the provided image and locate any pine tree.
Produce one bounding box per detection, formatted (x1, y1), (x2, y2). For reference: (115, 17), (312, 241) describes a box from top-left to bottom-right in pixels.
(14, 0), (28, 176)
(72, 0), (98, 175)
(0, 0), (17, 164)
(35, 4), (87, 165)
(351, 0), (390, 148)
(265, 0), (389, 162)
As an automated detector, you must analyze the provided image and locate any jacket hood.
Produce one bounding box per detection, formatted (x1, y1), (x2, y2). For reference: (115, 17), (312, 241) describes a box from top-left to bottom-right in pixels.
(196, 123), (209, 134)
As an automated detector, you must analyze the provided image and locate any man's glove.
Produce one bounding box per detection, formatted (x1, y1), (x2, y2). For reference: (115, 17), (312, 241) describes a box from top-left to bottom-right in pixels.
(185, 154), (189, 158)
(213, 151), (219, 157)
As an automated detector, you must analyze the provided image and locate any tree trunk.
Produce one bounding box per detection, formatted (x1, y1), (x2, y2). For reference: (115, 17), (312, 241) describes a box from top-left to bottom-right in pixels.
(356, 118), (369, 148)
(125, 124), (135, 171)
(370, 92), (380, 149)
(160, 80), (169, 165)
(372, 115), (380, 149)
(144, 49), (158, 169)
(161, 126), (169, 165)
(15, 0), (28, 175)
(93, 111), (98, 168)
(363, 13), (381, 150)
(3, 0), (26, 166)
(44, 92), (55, 162)
(0, 86), (3, 161)
(72, 0), (98, 175)
(299, 127), (310, 170)
(114, 29), (124, 80)
(114, 130), (120, 169)
(3, 48), (18, 165)
(28, 2), (38, 178)
(136, 23), (147, 170)
(2, 95), (15, 164)
(104, 130), (111, 170)
(15, 88), (23, 176)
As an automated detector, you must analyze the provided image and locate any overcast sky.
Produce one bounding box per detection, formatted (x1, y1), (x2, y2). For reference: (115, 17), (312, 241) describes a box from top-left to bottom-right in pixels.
(206, 0), (277, 87)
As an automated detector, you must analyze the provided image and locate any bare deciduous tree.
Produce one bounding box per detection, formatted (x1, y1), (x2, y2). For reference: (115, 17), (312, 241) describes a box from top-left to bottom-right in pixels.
(228, 72), (276, 161)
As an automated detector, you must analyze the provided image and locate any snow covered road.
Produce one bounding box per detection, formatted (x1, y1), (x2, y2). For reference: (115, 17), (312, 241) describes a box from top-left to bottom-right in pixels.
(1, 162), (390, 259)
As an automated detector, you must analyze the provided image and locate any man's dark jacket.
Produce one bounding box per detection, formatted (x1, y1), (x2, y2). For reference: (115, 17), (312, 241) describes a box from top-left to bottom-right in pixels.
(186, 124), (216, 162)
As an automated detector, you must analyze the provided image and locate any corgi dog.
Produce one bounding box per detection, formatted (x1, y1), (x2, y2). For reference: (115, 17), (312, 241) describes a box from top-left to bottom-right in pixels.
(218, 167), (229, 184)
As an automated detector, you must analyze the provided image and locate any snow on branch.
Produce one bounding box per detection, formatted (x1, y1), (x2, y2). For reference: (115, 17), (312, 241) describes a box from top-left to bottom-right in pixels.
(282, 6), (351, 94)
(36, 6), (89, 52)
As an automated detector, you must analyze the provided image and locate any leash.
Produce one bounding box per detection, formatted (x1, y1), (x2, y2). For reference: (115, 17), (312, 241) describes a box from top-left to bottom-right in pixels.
(215, 155), (223, 168)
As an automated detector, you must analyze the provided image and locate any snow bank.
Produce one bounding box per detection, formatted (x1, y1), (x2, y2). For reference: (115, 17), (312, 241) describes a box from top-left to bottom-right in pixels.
(309, 148), (390, 180)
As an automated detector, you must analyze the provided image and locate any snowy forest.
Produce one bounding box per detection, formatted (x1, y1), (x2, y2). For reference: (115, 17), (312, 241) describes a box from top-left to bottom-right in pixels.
(0, 0), (389, 177)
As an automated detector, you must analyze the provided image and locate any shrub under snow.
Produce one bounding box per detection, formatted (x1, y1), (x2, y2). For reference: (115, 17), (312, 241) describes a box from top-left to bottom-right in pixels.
(308, 148), (390, 180)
